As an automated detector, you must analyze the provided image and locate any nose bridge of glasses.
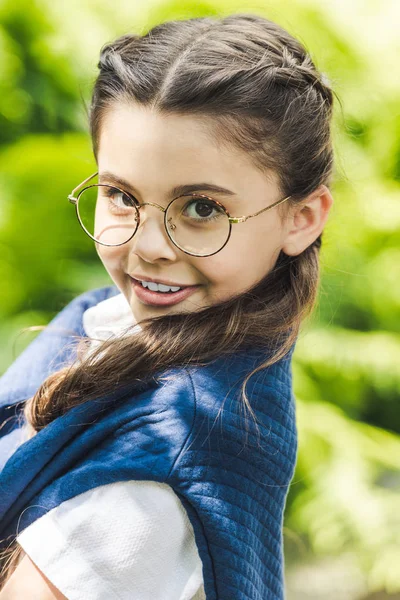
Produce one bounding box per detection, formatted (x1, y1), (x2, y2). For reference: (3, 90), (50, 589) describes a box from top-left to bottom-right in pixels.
(135, 201), (171, 240)
(139, 201), (166, 214)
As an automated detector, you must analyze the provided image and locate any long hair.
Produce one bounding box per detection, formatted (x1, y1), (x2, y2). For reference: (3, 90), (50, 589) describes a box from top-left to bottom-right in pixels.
(0, 12), (335, 586)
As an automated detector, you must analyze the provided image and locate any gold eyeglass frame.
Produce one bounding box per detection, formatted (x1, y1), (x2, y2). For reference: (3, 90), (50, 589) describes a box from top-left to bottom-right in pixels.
(68, 171), (292, 257)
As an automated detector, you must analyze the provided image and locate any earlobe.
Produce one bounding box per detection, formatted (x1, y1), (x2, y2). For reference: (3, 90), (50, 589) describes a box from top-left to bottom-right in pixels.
(281, 185), (333, 256)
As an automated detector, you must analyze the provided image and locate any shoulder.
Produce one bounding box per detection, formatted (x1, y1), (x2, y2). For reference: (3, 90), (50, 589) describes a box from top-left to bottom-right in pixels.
(165, 350), (298, 485)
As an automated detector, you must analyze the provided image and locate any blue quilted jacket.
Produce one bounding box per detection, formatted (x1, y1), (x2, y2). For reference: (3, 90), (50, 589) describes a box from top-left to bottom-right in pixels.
(0, 285), (298, 599)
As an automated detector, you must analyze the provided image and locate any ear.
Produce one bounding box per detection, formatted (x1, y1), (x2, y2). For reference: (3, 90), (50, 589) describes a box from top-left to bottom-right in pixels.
(281, 185), (334, 256)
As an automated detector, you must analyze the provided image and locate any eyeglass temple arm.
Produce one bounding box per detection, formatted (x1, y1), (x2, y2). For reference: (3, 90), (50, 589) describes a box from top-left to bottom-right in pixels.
(228, 195), (292, 224)
(68, 172), (99, 204)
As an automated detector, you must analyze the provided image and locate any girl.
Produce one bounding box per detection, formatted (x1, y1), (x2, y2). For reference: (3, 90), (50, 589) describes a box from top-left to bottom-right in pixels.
(0, 12), (334, 600)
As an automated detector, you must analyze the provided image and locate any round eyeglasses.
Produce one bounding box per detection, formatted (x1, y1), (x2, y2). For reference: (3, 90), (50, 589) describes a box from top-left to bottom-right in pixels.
(68, 172), (292, 258)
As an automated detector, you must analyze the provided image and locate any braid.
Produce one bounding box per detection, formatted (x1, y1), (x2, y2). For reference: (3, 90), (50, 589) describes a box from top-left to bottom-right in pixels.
(275, 47), (334, 106)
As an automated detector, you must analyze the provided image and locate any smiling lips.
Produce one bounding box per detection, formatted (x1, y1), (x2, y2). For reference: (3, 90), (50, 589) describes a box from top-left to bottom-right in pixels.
(130, 276), (200, 307)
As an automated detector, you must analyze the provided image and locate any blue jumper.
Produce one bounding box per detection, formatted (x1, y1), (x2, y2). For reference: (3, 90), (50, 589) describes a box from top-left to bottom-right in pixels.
(0, 285), (298, 599)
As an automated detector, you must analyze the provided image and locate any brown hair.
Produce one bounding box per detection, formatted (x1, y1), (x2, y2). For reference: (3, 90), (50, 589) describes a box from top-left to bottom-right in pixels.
(0, 12), (335, 587)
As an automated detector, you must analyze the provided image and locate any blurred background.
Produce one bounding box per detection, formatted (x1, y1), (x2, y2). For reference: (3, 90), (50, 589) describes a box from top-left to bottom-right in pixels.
(0, 0), (399, 597)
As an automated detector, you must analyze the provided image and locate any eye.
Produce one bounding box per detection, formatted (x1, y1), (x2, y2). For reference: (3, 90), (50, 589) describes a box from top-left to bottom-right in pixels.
(103, 186), (137, 209)
(182, 197), (225, 221)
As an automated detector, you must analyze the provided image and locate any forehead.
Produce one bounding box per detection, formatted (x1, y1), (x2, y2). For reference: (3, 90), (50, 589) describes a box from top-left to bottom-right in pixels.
(97, 102), (279, 200)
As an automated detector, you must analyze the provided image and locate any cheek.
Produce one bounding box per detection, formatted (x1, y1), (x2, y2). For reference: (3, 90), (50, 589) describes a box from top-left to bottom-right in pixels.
(96, 244), (127, 273)
(197, 250), (254, 291)
(198, 227), (280, 293)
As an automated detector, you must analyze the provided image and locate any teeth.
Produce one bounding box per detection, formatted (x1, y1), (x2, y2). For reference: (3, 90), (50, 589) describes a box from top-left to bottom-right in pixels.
(147, 282), (159, 292)
(158, 283), (181, 293)
(140, 281), (181, 293)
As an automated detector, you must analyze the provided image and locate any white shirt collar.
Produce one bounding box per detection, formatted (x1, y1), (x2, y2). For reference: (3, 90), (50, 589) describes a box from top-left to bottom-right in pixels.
(82, 292), (140, 341)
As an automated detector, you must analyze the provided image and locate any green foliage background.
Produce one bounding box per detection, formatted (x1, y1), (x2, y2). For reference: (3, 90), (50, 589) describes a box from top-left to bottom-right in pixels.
(1, 0), (399, 596)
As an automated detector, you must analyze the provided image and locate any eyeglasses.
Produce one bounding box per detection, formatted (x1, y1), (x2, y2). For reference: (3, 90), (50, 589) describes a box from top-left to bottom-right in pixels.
(68, 172), (292, 257)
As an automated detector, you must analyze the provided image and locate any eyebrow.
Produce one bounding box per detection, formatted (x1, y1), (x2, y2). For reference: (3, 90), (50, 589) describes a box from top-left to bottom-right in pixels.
(98, 171), (237, 199)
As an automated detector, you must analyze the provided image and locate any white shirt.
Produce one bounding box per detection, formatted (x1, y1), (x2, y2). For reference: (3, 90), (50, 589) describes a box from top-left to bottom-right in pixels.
(17, 292), (206, 600)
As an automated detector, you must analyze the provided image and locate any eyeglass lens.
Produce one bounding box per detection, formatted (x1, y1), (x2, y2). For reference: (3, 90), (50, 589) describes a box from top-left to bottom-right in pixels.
(77, 185), (231, 256)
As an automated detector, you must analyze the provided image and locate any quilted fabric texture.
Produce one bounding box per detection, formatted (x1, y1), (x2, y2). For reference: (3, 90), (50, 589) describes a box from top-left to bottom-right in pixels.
(0, 286), (298, 599)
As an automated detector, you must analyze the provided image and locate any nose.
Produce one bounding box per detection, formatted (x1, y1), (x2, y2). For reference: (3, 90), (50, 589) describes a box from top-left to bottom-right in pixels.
(130, 203), (178, 263)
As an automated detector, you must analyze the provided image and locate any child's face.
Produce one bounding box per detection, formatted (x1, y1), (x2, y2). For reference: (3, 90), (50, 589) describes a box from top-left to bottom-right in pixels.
(96, 102), (294, 322)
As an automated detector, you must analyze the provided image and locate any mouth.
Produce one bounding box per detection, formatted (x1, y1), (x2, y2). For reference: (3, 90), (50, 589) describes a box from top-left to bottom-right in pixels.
(129, 276), (200, 307)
